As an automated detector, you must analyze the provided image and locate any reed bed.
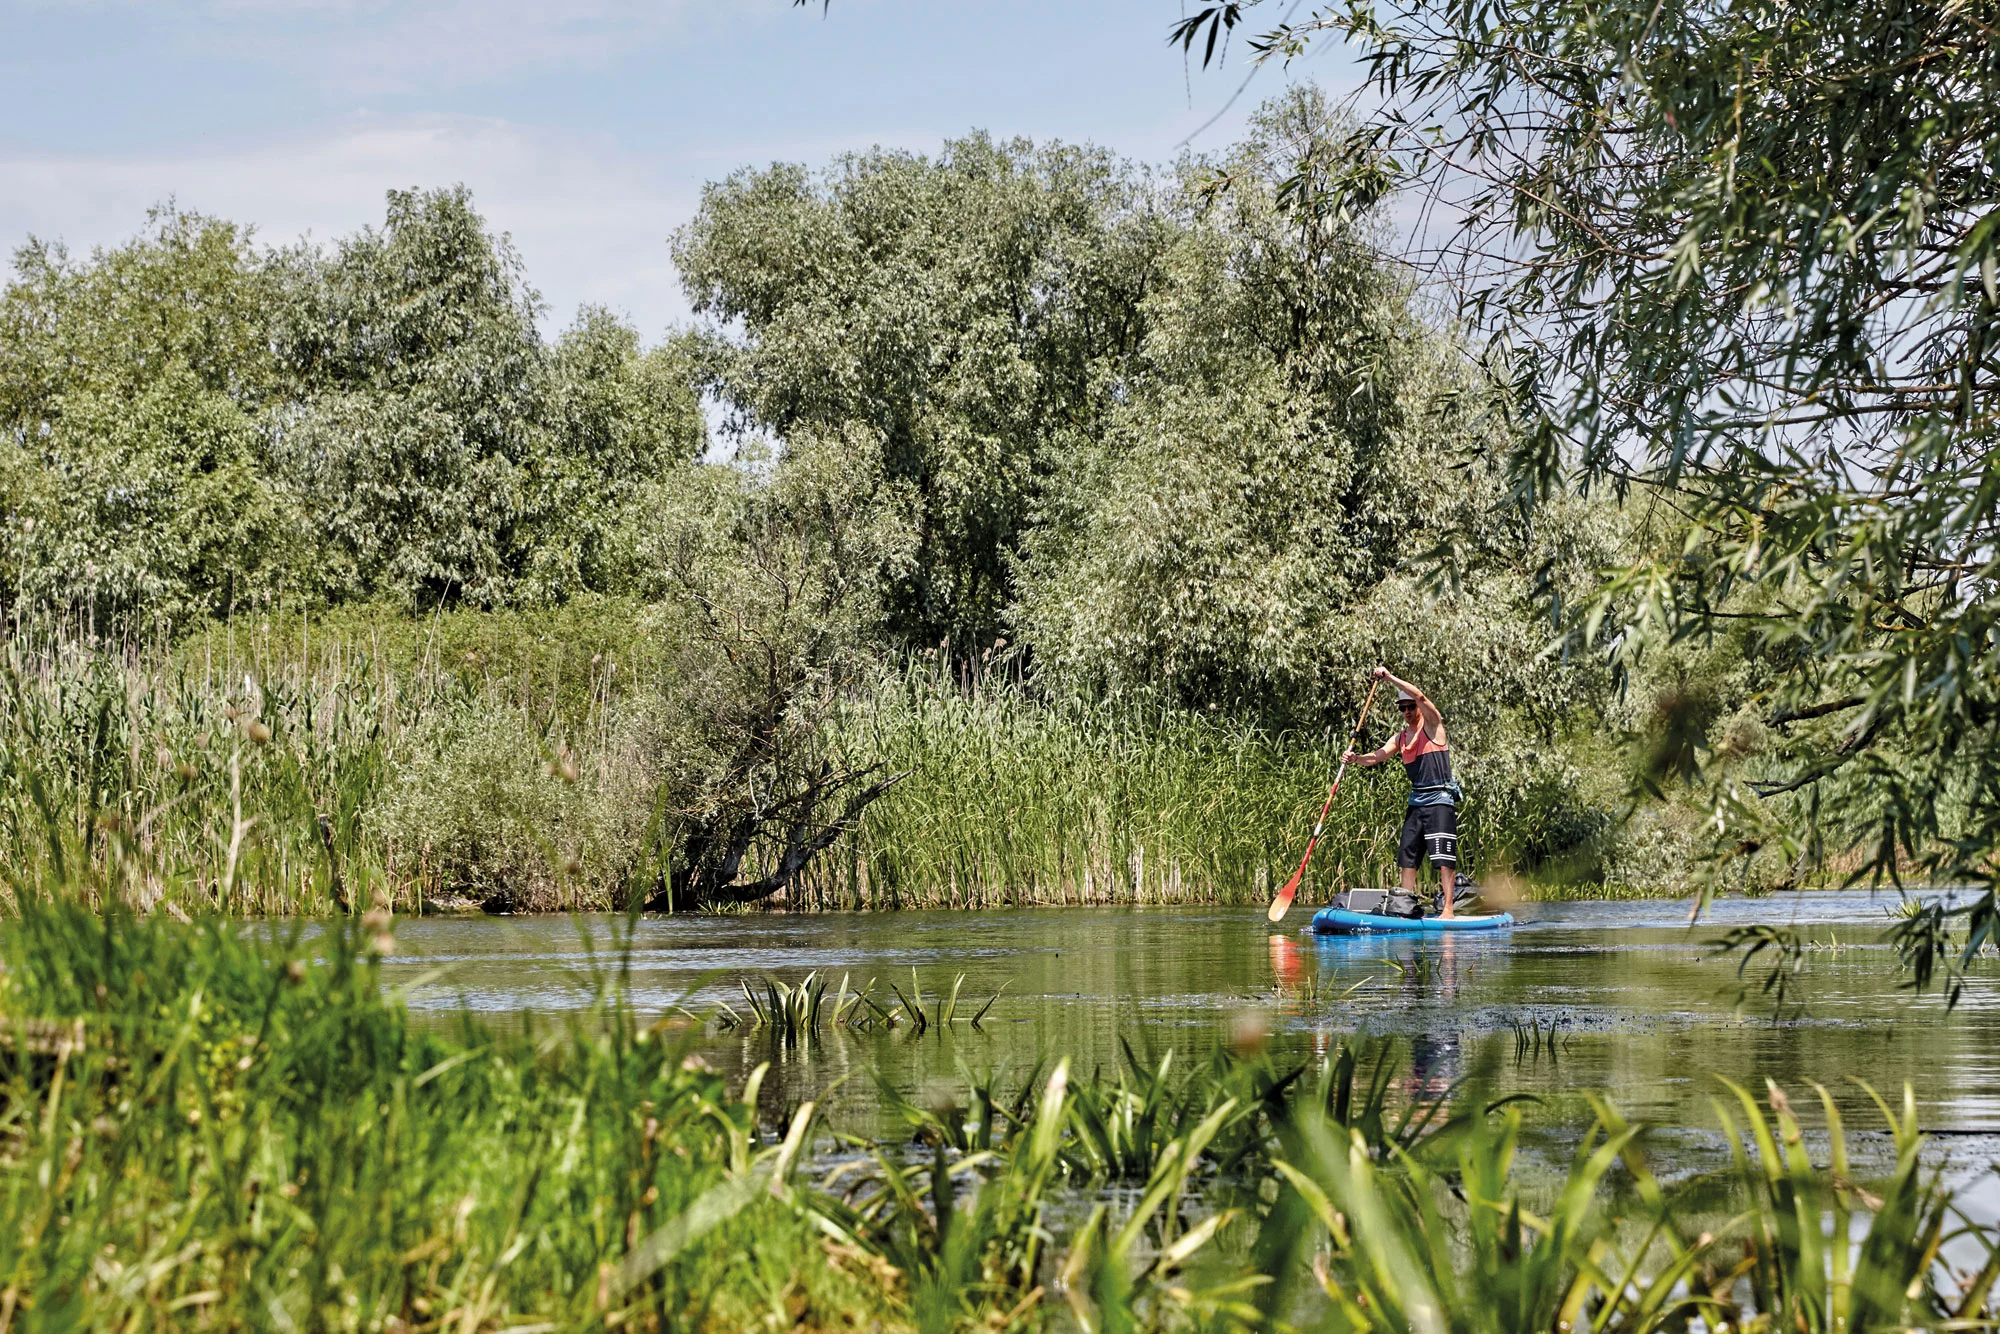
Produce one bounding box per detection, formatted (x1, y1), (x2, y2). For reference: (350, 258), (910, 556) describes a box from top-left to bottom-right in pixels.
(0, 613), (660, 916)
(805, 676), (1501, 910)
(0, 615), (1579, 918)
(0, 629), (402, 915)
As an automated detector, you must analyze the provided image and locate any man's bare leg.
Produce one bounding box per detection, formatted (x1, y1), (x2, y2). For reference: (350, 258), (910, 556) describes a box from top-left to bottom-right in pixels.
(1400, 865), (1435, 918)
(1440, 865), (1457, 918)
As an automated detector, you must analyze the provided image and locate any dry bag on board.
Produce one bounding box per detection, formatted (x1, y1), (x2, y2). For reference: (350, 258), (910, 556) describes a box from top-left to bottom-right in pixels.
(1329, 888), (1424, 919)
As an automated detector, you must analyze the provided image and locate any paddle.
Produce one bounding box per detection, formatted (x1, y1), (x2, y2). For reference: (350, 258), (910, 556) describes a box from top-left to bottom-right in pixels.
(1267, 677), (1382, 923)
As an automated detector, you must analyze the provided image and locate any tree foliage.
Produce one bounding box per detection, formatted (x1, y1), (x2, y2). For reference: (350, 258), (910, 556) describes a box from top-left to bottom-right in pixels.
(1173, 0), (2000, 983)
(1015, 111), (1411, 706)
(1016, 90), (1615, 737)
(0, 189), (704, 630)
(677, 104), (1611, 734)
(674, 133), (1165, 653)
(0, 208), (296, 624)
(269, 186), (549, 607)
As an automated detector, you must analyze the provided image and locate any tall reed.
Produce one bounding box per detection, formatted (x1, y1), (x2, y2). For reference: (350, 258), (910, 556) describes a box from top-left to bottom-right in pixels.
(0, 616), (1572, 918)
(806, 670), (1495, 910)
(0, 610), (647, 915)
(0, 628), (401, 915)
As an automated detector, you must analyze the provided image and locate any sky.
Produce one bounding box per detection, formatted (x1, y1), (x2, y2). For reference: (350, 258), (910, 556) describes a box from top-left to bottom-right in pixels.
(0, 1), (1356, 341)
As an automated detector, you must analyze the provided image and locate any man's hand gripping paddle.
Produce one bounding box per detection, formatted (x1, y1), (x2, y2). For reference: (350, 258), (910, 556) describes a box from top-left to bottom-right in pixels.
(1267, 677), (1382, 923)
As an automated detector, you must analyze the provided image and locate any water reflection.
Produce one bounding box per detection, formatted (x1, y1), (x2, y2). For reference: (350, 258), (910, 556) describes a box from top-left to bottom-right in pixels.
(379, 893), (2000, 1181)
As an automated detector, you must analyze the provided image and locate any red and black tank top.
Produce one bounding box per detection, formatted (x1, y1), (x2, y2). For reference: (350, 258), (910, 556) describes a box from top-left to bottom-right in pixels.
(1397, 724), (1454, 790)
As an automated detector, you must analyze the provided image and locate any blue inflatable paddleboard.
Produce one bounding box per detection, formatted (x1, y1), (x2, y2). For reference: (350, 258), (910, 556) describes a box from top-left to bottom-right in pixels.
(1310, 907), (1515, 934)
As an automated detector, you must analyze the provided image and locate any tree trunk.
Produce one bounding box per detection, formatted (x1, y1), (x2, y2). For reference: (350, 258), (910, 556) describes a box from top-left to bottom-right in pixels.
(646, 766), (907, 912)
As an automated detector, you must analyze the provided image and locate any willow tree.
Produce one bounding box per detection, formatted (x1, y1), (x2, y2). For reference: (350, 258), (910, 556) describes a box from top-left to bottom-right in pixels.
(630, 427), (915, 911)
(1015, 89), (1617, 744)
(272, 187), (703, 610)
(1174, 0), (2000, 992)
(673, 134), (1166, 654)
(0, 208), (301, 627)
(0, 189), (703, 631)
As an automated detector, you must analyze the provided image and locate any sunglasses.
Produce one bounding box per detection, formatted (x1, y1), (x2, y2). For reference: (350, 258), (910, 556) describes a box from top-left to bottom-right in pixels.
(1397, 702), (1419, 711)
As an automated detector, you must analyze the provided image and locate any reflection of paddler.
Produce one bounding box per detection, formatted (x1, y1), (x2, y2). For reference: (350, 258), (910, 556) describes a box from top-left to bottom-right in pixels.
(1270, 932), (1341, 1060)
(1434, 934), (1461, 1003)
(1342, 666), (1461, 917)
(1401, 936), (1463, 1098)
(1407, 1030), (1461, 1101)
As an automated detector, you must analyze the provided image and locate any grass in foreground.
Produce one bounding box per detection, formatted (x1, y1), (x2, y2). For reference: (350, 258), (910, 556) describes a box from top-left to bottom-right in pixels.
(0, 902), (893, 1332)
(6, 904), (1991, 1332)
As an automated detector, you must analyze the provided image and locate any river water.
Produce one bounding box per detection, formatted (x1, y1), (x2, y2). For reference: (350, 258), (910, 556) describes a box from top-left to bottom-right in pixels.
(381, 890), (2000, 1185)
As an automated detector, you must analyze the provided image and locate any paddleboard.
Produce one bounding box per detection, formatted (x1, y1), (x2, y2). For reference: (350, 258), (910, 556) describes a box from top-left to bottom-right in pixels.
(1310, 906), (1515, 934)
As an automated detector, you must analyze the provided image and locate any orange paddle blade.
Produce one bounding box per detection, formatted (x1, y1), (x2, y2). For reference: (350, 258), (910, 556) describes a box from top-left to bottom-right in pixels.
(1267, 838), (1316, 922)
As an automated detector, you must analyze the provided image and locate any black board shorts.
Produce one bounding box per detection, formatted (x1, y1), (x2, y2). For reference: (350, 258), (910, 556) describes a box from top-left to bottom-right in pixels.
(1398, 803), (1458, 869)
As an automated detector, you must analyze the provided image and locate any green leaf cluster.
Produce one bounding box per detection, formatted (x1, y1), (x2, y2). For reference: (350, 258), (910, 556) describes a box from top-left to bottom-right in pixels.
(678, 93), (1618, 743)
(1169, 0), (2000, 964)
(1016, 90), (1618, 735)
(0, 189), (704, 630)
(675, 130), (1166, 654)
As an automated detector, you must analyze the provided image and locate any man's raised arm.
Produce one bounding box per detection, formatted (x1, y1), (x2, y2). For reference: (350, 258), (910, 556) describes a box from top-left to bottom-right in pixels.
(1375, 666), (1442, 732)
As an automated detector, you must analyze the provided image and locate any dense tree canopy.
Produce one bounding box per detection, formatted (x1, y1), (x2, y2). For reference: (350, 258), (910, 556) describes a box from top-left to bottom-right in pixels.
(0, 189), (703, 629)
(1014, 91), (1614, 732)
(674, 133), (1166, 653)
(0, 209), (294, 624)
(1175, 0), (2000, 985)
(270, 186), (551, 607)
(677, 100), (1612, 742)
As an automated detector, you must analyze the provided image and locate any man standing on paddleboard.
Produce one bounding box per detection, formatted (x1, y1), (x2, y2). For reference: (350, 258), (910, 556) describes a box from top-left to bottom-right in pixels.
(1342, 667), (1460, 918)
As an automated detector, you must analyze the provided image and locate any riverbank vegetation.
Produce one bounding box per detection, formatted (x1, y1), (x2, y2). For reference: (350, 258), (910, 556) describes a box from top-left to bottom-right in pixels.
(0, 606), (1655, 917)
(1166, 0), (2000, 984)
(6, 903), (1992, 1331)
(0, 88), (1799, 915)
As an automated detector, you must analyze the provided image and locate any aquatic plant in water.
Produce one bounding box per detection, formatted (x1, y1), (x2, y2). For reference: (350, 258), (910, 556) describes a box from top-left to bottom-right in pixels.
(2, 902), (1993, 1332)
(715, 969), (1005, 1038)
(821, 1044), (1998, 1334)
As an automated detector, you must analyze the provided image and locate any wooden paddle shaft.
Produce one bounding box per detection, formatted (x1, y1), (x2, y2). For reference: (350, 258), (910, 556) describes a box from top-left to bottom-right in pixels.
(1328, 678), (1381, 813)
(1268, 678), (1382, 921)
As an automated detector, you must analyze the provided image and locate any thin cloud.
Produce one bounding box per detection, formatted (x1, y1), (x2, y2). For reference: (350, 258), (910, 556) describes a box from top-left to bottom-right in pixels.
(0, 115), (701, 336)
(42, 0), (718, 91)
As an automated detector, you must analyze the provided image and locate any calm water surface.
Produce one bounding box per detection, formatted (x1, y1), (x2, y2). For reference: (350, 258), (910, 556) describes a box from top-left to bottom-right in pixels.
(380, 892), (2000, 1191)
